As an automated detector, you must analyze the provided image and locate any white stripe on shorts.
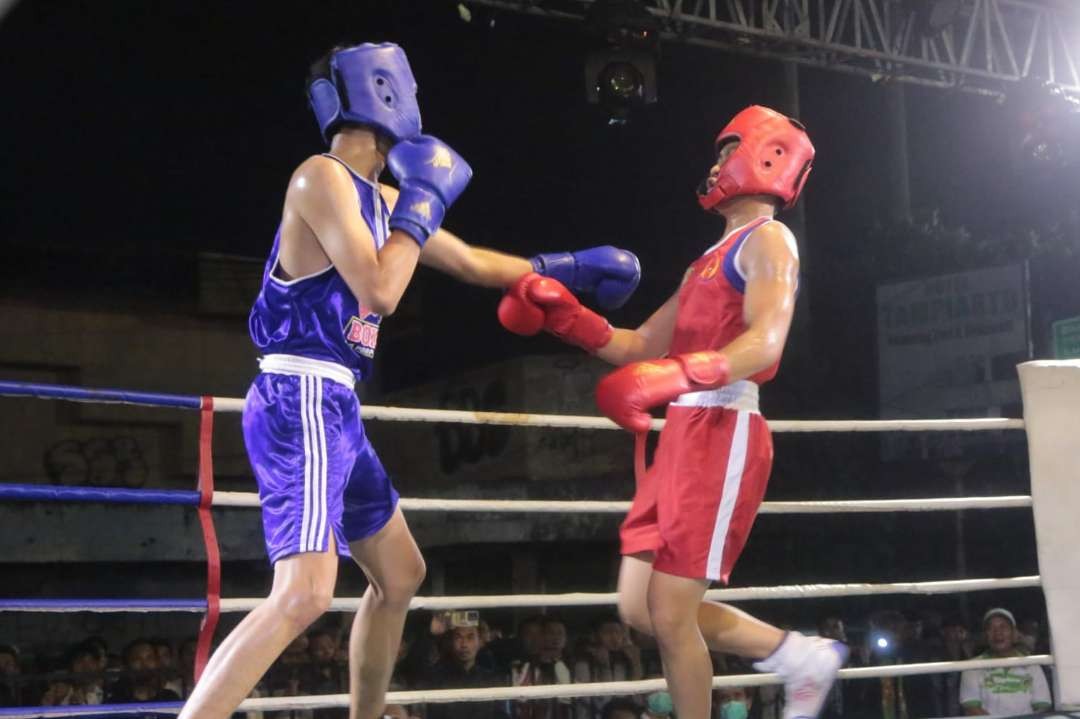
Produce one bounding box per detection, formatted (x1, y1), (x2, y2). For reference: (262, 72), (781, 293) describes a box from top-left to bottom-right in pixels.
(299, 375), (313, 551)
(313, 375), (328, 552)
(705, 410), (751, 580)
(299, 375), (328, 553)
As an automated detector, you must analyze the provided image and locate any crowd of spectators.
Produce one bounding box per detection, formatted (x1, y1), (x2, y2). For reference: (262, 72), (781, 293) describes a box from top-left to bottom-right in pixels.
(0, 604), (1053, 719)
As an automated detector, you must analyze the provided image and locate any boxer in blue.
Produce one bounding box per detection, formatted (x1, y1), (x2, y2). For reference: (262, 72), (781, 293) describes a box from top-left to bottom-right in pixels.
(178, 43), (641, 719)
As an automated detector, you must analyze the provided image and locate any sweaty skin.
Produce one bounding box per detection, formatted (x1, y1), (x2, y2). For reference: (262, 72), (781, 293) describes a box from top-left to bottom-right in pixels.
(585, 139), (802, 719)
(279, 132), (530, 316)
(178, 126), (530, 719)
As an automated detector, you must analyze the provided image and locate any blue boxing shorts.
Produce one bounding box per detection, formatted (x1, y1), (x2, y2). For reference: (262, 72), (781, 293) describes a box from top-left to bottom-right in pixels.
(241, 355), (399, 564)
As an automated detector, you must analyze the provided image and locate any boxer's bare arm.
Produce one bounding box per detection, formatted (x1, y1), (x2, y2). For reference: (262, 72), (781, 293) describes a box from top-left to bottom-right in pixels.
(289, 157), (421, 316)
(422, 230), (533, 287)
(594, 290), (681, 366)
(714, 221), (799, 381)
(377, 185), (532, 288)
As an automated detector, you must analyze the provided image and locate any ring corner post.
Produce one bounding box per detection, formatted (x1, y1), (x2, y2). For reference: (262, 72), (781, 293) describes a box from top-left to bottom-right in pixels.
(1018, 360), (1080, 709)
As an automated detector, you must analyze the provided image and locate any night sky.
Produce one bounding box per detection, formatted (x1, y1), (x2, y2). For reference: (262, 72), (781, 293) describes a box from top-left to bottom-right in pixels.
(0, 0), (1068, 399)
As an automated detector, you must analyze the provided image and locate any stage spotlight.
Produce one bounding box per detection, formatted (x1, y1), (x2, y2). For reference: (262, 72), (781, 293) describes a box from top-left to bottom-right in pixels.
(1014, 80), (1080, 171)
(584, 0), (659, 124)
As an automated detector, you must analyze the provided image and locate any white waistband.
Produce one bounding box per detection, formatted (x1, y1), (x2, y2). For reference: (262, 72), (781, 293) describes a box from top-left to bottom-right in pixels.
(670, 379), (759, 412)
(258, 354), (355, 388)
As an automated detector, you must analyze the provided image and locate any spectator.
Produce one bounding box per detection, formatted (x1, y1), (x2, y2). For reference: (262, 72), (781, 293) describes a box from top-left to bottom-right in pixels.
(1016, 618), (1043, 655)
(541, 617), (568, 665)
(572, 616), (643, 719)
(305, 628), (347, 718)
(0, 644), (21, 706)
(476, 619), (503, 672)
(598, 698), (638, 719)
(943, 621), (975, 662)
(177, 638), (198, 698)
(40, 666), (83, 707)
(149, 638), (183, 698)
(67, 641), (106, 704)
(265, 633), (314, 718)
(849, 609), (938, 719)
(901, 610), (944, 718)
(425, 612), (509, 719)
(401, 612), (454, 689)
(512, 617), (572, 719)
(643, 691), (673, 718)
(37, 642), (109, 707)
(478, 614), (548, 682)
(715, 686), (753, 719)
(816, 617), (851, 719)
(479, 620), (501, 646)
(929, 618), (974, 718)
(107, 638), (181, 703)
(307, 628), (347, 693)
(83, 637), (109, 668)
(83, 637), (114, 695)
(960, 608), (1052, 716)
(516, 616), (546, 665)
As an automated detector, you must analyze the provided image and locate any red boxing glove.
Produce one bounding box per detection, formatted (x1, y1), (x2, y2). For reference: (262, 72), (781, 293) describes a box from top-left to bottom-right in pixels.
(498, 273), (613, 352)
(498, 274), (546, 336)
(596, 352), (731, 433)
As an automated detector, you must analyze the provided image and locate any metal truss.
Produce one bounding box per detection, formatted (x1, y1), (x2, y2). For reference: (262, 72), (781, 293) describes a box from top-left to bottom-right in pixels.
(469, 0), (1080, 98)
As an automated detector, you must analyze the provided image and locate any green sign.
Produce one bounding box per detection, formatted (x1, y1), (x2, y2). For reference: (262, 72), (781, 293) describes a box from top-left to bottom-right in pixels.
(1052, 316), (1080, 359)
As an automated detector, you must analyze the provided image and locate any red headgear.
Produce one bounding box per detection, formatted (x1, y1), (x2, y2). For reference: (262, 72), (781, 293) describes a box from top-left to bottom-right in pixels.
(697, 105), (815, 211)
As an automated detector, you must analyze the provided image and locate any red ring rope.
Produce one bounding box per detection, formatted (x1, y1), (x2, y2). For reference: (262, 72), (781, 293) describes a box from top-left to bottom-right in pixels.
(194, 396), (222, 681)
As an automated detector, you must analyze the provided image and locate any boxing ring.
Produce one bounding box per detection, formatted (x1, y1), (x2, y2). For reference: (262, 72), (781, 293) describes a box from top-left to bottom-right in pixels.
(0, 360), (1076, 718)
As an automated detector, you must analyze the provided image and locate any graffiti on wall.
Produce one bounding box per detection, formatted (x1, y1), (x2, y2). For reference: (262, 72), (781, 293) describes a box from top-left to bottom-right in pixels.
(435, 380), (511, 474)
(43, 437), (150, 487)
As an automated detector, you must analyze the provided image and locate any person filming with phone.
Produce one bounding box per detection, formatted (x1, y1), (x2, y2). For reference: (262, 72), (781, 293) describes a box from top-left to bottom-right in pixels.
(422, 610), (509, 719)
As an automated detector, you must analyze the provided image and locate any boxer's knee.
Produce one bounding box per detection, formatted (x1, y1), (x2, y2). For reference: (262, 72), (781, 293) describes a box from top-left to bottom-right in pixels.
(617, 592), (653, 635)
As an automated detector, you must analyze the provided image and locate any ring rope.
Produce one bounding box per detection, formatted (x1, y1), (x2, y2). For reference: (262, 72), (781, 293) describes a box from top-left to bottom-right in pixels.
(0, 380), (1025, 432)
(231, 494), (1036, 513)
(0, 655), (1053, 717)
(0, 380), (1049, 713)
(219, 399), (1025, 433)
(0, 484), (1033, 514)
(0, 575), (1041, 613)
(192, 396), (220, 682)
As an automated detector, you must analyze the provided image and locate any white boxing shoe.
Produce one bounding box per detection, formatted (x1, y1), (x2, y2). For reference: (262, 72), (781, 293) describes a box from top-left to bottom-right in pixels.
(753, 632), (848, 719)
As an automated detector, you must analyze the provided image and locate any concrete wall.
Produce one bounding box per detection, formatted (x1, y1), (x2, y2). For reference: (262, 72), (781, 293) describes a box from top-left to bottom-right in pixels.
(0, 299), (635, 564)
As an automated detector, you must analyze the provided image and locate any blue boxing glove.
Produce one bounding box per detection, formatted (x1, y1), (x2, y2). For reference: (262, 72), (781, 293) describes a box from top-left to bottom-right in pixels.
(386, 135), (473, 246)
(530, 246), (641, 309)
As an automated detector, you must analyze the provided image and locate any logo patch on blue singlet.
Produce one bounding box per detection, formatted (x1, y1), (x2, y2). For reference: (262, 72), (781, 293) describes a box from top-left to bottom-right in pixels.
(344, 311), (380, 358)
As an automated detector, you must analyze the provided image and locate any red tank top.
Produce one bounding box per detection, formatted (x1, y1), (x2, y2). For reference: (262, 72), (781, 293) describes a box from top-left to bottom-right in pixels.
(668, 217), (782, 384)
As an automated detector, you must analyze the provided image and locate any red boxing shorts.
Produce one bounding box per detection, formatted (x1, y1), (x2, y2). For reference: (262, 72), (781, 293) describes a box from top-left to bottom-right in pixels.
(620, 392), (773, 583)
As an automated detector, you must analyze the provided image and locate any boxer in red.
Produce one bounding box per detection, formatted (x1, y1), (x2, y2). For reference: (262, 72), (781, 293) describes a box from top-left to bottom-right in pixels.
(499, 106), (846, 719)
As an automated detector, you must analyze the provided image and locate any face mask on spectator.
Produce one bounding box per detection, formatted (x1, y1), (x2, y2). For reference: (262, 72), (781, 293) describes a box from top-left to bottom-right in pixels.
(646, 691), (674, 717)
(721, 700), (750, 719)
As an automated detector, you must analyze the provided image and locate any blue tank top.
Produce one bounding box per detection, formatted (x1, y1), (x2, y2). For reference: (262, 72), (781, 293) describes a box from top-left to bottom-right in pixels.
(248, 155), (387, 382)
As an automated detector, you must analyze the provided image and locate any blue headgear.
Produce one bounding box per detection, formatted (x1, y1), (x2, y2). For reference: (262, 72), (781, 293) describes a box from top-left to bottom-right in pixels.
(307, 43), (422, 144)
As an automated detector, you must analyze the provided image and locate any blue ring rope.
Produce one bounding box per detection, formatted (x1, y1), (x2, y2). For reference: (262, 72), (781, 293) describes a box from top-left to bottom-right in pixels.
(0, 599), (207, 612)
(0, 483), (200, 506)
(0, 702), (182, 717)
(0, 380), (201, 410)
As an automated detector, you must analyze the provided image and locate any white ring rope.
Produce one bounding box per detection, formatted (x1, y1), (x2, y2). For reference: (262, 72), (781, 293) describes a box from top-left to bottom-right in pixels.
(2, 578), (1045, 608)
(264, 575), (1043, 612)
(212, 397), (1023, 433)
(8, 576), (1036, 614)
(211, 492), (1034, 513)
(0, 655), (1054, 716)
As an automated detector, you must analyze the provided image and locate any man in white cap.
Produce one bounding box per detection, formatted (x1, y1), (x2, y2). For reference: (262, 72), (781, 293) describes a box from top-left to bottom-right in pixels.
(959, 608), (1052, 716)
